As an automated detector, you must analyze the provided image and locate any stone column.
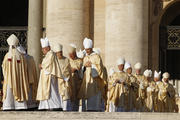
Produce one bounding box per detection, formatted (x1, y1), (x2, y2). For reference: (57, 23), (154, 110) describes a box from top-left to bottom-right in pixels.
(46, 0), (89, 56)
(27, 0), (43, 73)
(105, 0), (149, 71)
(94, 0), (106, 62)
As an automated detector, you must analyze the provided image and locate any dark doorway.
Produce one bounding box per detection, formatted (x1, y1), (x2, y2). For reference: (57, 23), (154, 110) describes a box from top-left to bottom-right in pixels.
(159, 1), (180, 80)
(0, 0), (28, 89)
(159, 26), (180, 79)
(0, 0), (28, 26)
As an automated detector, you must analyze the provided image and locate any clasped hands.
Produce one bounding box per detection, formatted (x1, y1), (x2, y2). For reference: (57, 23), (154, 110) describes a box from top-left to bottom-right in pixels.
(84, 61), (92, 67)
(115, 79), (125, 84)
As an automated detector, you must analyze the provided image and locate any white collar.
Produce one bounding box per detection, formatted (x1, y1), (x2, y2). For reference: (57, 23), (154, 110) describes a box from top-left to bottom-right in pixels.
(85, 51), (96, 56)
(156, 81), (160, 85)
(118, 70), (123, 73)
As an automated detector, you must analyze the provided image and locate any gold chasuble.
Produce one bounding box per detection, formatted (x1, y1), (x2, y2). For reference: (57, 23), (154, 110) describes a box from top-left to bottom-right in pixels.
(158, 82), (176, 112)
(127, 74), (139, 111)
(134, 74), (144, 84)
(78, 52), (107, 100)
(145, 80), (157, 112)
(36, 50), (62, 101)
(137, 76), (149, 111)
(108, 71), (130, 110)
(153, 81), (162, 112)
(2, 49), (29, 102)
(57, 57), (72, 101)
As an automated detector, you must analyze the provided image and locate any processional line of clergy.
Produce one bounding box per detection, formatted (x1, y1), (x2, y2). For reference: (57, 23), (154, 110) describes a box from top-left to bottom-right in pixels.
(1, 34), (180, 112)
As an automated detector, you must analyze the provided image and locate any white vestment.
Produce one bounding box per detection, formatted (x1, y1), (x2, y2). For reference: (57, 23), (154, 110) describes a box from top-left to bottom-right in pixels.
(62, 99), (72, 111)
(3, 85), (27, 110)
(38, 78), (62, 110)
(109, 102), (125, 112)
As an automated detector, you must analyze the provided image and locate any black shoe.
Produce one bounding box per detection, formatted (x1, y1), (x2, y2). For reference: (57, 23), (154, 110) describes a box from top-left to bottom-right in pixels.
(49, 108), (63, 111)
(27, 107), (38, 111)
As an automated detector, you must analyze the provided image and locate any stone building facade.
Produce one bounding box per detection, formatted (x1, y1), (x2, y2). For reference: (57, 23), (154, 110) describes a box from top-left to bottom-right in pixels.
(0, 0), (180, 93)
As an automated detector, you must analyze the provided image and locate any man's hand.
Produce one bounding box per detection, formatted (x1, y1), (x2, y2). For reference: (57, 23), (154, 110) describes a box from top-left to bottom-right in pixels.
(71, 68), (77, 73)
(39, 64), (42, 69)
(115, 79), (120, 83)
(85, 61), (92, 67)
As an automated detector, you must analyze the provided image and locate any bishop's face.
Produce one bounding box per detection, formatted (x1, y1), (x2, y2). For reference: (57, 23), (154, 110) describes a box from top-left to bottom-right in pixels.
(136, 69), (141, 75)
(118, 64), (124, 71)
(56, 51), (63, 59)
(69, 52), (76, 60)
(154, 77), (159, 82)
(147, 77), (151, 81)
(127, 68), (132, 74)
(163, 78), (169, 83)
(42, 46), (50, 55)
(85, 48), (92, 55)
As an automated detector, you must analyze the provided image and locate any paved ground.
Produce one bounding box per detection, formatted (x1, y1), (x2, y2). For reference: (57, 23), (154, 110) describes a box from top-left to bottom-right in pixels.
(0, 112), (179, 120)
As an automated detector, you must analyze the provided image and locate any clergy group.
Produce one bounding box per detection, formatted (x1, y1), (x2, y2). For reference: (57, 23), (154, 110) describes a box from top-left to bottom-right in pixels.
(1, 34), (180, 112)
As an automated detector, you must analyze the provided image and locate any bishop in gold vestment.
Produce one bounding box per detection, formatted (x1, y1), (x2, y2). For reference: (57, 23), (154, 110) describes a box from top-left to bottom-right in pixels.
(158, 72), (176, 112)
(37, 38), (62, 110)
(133, 62), (144, 111)
(144, 71), (156, 112)
(52, 43), (72, 111)
(137, 69), (151, 112)
(153, 71), (162, 112)
(2, 34), (29, 110)
(78, 38), (106, 111)
(108, 58), (130, 112)
(68, 44), (83, 111)
(124, 62), (138, 112)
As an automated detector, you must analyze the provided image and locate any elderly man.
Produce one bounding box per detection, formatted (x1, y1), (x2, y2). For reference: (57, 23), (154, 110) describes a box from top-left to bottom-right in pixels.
(106, 68), (115, 112)
(153, 71), (162, 112)
(158, 72), (176, 112)
(144, 70), (157, 112)
(124, 62), (138, 112)
(134, 62), (144, 83)
(52, 43), (72, 111)
(17, 46), (38, 110)
(137, 69), (151, 112)
(78, 38), (106, 112)
(36, 38), (62, 110)
(108, 58), (130, 112)
(68, 44), (83, 111)
(2, 34), (29, 110)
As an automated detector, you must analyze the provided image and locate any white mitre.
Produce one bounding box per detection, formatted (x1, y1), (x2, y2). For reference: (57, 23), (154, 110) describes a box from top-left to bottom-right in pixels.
(7, 34), (19, 46)
(40, 37), (50, 48)
(163, 72), (170, 79)
(83, 37), (93, 49)
(124, 62), (131, 70)
(134, 62), (142, 70)
(68, 43), (77, 53)
(7, 34), (20, 60)
(154, 70), (161, 78)
(116, 57), (125, 65)
(144, 69), (152, 77)
(52, 43), (63, 53)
